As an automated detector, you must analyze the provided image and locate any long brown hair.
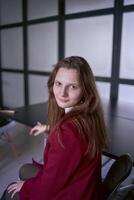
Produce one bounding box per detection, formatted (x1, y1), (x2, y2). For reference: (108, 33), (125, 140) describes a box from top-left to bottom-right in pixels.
(47, 56), (107, 157)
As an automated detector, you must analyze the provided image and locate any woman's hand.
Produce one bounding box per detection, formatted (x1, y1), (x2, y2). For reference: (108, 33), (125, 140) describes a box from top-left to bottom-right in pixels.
(7, 180), (24, 198)
(30, 122), (49, 136)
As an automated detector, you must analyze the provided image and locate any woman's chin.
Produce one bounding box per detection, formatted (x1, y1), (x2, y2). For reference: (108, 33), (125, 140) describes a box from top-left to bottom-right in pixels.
(58, 104), (68, 109)
(57, 102), (70, 109)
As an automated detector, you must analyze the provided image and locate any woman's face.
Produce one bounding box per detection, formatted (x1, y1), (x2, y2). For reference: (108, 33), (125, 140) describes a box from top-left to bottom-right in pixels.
(53, 67), (83, 109)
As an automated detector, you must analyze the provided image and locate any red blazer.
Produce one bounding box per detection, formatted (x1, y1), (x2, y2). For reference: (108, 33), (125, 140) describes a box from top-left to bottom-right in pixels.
(20, 121), (102, 200)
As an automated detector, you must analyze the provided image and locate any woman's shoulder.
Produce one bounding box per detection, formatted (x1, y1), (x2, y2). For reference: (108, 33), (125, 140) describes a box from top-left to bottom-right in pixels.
(48, 119), (87, 154)
(49, 119), (82, 144)
(50, 119), (79, 137)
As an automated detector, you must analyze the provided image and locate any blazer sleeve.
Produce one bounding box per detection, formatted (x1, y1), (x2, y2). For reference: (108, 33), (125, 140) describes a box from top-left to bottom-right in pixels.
(19, 121), (86, 200)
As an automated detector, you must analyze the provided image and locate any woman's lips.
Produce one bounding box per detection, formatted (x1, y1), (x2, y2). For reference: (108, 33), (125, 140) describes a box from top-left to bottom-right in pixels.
(58, 98), (68, 103)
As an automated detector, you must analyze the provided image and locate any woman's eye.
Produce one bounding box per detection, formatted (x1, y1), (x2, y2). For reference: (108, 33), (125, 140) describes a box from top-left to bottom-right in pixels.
(55, 81), (61, 86)
(70, 85), (76, 89)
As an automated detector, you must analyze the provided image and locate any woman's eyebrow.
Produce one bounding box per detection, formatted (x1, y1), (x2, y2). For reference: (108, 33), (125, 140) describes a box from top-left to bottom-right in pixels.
(54, 78), (80, 86)
(55, 79), (77, 84)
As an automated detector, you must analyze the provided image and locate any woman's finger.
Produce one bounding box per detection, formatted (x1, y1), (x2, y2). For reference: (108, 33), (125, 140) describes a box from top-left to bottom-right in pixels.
(11, 188), (19, 198)
(37, 121), (42, 125)
(8, 184), (17, 193)
(33, 130), (44, 136)
(7, 181), (24, 198)
(29, 127), (38, 135)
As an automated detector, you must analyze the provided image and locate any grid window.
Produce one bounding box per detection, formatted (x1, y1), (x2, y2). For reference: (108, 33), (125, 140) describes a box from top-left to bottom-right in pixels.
(2, 72), (24, 108)
(0, 0), (22, 25)
(28, 75), (49, 104)
(28, 0), (58, 20)
(1, 28), (23, 69)
(124, 0), (134, 5)
(0, 0), (134, 108)
(119, 84), (134, 103)
(65, 15), (113, 77)
(28, 22), (58, 72)
(65, 0), (114, 14)
(96, 82), (110, 100)
(120, 13), (134, 79)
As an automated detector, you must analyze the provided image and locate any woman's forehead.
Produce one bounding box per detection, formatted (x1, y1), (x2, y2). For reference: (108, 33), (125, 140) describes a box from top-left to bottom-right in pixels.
(55, 67), (80, 83)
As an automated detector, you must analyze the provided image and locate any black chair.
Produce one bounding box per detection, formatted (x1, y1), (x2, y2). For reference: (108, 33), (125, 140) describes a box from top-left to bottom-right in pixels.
(124, 187), (134, 200)
(102, 153), (133, 200)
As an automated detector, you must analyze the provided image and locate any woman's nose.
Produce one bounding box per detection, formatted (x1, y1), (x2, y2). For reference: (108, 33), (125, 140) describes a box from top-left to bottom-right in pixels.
(60, 87), (68, 97)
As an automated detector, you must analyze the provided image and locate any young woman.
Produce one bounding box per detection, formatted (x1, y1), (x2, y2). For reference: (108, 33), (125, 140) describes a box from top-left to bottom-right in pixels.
(3, 56), (107, 200)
